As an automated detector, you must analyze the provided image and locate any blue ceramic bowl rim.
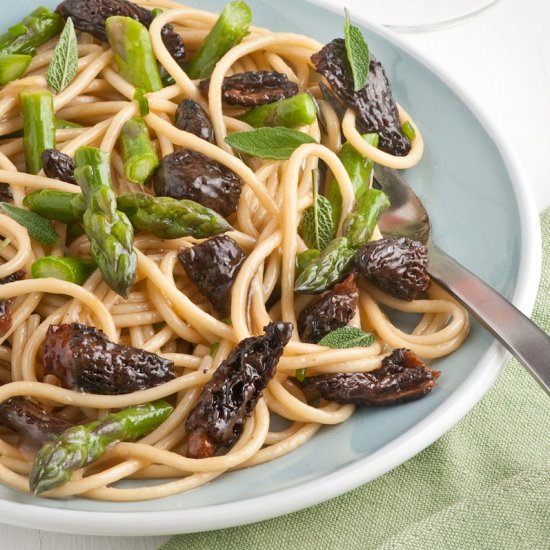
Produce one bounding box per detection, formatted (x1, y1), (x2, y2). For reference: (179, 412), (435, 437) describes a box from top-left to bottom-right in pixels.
(0, 0), (541, 536)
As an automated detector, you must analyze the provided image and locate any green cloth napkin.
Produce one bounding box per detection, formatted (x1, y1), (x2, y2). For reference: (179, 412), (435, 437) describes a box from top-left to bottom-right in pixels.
(161, 209), (550, 550)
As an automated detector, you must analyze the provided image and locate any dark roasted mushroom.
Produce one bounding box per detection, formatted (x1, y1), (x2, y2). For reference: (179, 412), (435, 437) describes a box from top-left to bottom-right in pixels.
(355, 237), (430, 301)
(152, 150), (242, 217)
(175, 99), (215, 144)
(298, 274), (359, 343)
(0, 270), (25, 337)
(43, 323), (175, 394)
(199, 71), (299, 106)
(177, 235), (246, 316)
(186, 322), (293, 458)
(0, 397), (73, 444)
(311, 39), (410, 156)
(0, 184), (13, 203)
(56, 0), (186, 65)
(302, 348), (440, 405)
(41, 149), (76, 184)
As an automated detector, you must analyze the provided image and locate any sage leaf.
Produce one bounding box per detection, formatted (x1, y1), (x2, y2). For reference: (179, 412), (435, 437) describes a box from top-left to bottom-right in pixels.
(344, 9), (370, 92)
(298, 174), (334, 251)
(0, 202), (60, 245)
(46, 17), (78, 94)
(318, 326), (375, 349)
(225, 127), (316, 160)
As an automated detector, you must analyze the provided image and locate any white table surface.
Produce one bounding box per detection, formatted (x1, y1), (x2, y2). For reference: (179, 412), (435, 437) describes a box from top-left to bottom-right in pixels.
(1, 0), (548, 548)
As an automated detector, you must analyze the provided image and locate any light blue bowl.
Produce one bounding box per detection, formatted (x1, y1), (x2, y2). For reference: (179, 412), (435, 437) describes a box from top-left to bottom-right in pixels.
(0, 0), (540, 535)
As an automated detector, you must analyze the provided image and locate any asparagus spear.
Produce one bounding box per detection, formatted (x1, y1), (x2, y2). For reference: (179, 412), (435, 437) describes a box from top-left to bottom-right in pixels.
(24, 189), (232, 240)
(105, 16), (163, 93)
(294, 237), (356, 294)
(295, 137), (389, 291)
(325, 133), (379, 228)
(116, 192), (232, 239)
(239, 93), (317, 128)
(54, 118), (82, 129)
(75, 146), (137, 298)
(119, 117), (158, 185)
(29, 400), (173, 495)
(2, 117), (81, 141)
(343, 188), (390, 249)
(186, 1), (251, 79)
(19, 87), (56, 174)
(31, 255), (96, 285)
(0, 7), (63, 57)
(23, 189), (85, 224)
(295, 248), (320, 278)
(0, 54), (32, 85)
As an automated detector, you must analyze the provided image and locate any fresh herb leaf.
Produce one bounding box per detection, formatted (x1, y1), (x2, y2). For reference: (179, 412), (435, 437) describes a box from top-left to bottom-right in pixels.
(344, 8), (370, 92)
(298, 172), (334, 251)
(0, 202), (60, 245)
(225, 127), (316, 160)
(134, 88), (150, 116)
(151, 8), (163, 17)
(209, 342), (220, 358)
(295, 368), (307, 383)
(47, 17), (78, 94)
(401, 120), (416, 141)
(318, 326), (375, 349)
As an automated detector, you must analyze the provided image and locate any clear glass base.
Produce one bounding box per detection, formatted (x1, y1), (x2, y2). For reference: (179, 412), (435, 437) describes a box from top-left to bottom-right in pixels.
(364, 0), (502, 32)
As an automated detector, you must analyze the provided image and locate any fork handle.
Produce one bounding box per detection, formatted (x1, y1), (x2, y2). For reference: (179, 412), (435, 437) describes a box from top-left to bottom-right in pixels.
(428, 243), (550, 395)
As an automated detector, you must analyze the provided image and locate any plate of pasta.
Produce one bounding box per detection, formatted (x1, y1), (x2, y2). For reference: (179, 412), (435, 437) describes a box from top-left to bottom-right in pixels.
(0, 0), (539, 536)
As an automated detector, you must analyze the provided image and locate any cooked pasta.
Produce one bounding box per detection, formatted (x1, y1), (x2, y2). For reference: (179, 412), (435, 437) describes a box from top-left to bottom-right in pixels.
(0, 0), (468, 501)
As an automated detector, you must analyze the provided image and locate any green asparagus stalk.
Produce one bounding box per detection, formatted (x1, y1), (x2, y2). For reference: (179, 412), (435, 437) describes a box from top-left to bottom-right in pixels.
(75, 146), (137, 298)
(105, 16), (163, 93)
(0, 54), (32, 85)
(295, 248), (320, 278)
(23, 189), (86, 224)
(31, 255), (96, 285)
(294, 136), (388, 292)
(116, 193), (232, 239)
(54, 118), (82, 129)
(186, 1), (251, 79)
(29, 400), (173, 495)
(19, 87), (56, 174)
(24, 189), (233, 240)
(343, 188), (390, 249)
(119, 117), (158, 185)
(0, 7), (63, 57)
(325, 133), (379, 228)
(239, 93), (317, 128)
(2, 117), (81, 140)
(294, 237), (356, 294)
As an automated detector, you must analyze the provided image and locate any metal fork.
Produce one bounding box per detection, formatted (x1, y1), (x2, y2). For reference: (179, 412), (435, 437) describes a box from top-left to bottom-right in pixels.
(319, 84), (550, 394)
